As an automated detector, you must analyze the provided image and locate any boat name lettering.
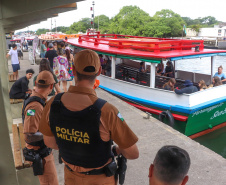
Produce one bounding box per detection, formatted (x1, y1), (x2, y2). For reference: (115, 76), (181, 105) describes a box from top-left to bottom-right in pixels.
(210, 108), (226, 120)
(192, 103), (224, 117)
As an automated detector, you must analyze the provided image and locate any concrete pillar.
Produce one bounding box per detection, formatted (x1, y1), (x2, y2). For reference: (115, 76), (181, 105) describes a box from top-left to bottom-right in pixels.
(0, 21), (18, 185)
(150, 63), (156, 88)
(0, 21), (13, 132)
(111, 56), (116, 79)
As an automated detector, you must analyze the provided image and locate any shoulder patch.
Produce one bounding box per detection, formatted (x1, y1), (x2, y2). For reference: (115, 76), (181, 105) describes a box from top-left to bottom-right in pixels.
(117, 112), (124, 122)
(27, 109), (36, 116)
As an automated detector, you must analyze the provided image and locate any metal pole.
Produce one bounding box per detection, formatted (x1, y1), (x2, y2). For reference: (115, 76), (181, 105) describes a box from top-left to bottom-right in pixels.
(182, 29), (184, 39)
(111, 57), (116, 79)
(173, 60), (177, 78)
(98, 16), (99, 31)
(150, 63), (156, 88)
(92, 1), (95, 30)
(211, 56), (216, 78)
(55, 19), (57, 32)
(51, 18), (52, 31)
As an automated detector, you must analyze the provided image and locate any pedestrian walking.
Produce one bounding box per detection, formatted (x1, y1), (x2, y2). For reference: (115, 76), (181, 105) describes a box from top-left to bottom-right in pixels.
(53, 49), (70, 92)
(33, 59), (61, 96)
(45, 43), (58, 70)
(6, 44), (20, 79)
(65, 48), (74, 86)
(40, 40), (47, 58)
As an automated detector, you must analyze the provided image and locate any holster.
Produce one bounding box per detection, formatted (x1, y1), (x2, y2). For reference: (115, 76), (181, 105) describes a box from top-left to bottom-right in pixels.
(23, 147), (52, 176)
(104, 160), (117, 177)
(116, 155), (127, 185)
(78, 160), (117, 177)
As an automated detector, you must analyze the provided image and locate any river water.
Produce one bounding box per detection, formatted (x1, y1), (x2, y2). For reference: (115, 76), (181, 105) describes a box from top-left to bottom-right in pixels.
(176, 55), (226, 158)
(176, 56), (226, 75)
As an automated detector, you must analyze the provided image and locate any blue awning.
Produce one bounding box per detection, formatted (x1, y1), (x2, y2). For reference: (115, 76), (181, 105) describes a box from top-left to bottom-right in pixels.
(170, 53), (226, 61)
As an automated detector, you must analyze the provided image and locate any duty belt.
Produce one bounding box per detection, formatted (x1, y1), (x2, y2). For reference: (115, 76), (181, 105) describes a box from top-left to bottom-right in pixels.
(65, 164), (105, 175)
(65, 159), (117, 177)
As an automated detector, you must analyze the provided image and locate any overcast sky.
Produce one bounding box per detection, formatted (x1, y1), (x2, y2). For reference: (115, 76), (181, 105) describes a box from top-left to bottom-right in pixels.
(16, 0), (226, 32)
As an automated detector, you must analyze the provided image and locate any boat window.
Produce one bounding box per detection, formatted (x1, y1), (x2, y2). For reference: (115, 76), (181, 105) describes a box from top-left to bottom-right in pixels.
(114, 58), (195, 91)
(115, 58), (151, 87)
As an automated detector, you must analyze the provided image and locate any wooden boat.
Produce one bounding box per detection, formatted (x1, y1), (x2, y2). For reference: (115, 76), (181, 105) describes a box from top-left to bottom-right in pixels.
(66, 33), (226, 139)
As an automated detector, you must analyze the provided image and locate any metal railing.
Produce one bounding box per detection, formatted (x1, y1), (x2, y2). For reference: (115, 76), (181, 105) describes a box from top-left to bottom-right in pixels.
(78, 33), (204, 53)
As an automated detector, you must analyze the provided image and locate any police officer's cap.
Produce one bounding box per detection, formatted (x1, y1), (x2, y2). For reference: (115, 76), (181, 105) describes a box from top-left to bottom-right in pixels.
(74, 49), (100, 75)
(36, 71), (55, 85)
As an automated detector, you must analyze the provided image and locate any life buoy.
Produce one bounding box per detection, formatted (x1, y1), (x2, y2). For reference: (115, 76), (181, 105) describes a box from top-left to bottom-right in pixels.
(159, 110), (174, 127)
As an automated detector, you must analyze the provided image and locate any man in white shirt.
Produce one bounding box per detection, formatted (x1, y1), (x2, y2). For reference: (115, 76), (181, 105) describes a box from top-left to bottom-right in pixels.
(6, 44), (20, 80)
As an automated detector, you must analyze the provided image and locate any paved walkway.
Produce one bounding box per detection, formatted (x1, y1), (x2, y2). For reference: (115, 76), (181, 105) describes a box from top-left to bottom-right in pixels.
(10, 51), (226, 185)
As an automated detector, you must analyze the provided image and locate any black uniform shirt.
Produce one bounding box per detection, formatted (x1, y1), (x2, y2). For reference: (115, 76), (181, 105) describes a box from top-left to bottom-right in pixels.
(9, 76), (29, 97)
(45, 50), (58, 68)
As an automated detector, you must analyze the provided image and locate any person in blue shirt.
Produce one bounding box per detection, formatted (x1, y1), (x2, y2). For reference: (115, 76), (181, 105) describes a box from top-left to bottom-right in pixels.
(214, 65), (226, 83)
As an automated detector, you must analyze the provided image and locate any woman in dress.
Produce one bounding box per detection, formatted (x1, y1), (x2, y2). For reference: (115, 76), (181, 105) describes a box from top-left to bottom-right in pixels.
(33, 59), (61, 95)
(65, 49), (74, 86)
(53, 49), (71, 92)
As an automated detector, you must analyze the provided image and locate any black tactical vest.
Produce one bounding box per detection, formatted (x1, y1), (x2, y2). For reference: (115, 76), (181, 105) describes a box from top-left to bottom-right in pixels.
(22, 94), (46, 124)
(49, 93), (112, 168)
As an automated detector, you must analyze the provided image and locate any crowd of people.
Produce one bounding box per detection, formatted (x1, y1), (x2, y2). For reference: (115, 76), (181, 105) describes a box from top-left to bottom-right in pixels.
(156, 60), (174, 77)
(8, 41), (74, 99)
(40, 40), (74, 93)
(6, 46), (192, 185)
(22, 49), (191, 185)
(98, 54), (112, 76)
(9, 40), (226, 185)
(162, 65), (225, 94)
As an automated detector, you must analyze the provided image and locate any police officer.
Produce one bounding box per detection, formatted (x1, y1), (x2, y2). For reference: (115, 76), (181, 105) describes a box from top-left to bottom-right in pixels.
(39, 49), (139, 185)
(23, 71), (59, 185)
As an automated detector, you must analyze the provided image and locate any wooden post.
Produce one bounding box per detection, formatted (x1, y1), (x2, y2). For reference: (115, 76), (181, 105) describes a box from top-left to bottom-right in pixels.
(150, 63), (156, 88)
(111, 56), (116, 79)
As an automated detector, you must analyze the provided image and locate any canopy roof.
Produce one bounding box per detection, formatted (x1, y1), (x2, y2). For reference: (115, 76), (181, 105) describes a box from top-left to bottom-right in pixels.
(0, 0), (80, 33)
(67, 33), (226, 63)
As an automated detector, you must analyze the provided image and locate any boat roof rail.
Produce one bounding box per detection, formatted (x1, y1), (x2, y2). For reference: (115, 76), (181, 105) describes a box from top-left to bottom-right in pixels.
(78, 33), (205, 52)
(66, 33), (226, 62)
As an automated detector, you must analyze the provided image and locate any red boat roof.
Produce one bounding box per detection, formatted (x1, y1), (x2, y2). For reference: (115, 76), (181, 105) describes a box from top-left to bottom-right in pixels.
(66, 34), (226, 61)
(10, 39), (21, 42)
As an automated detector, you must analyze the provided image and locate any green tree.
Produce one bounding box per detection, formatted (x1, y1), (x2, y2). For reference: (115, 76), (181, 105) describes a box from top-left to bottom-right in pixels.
(36, 28), (49, 35)
(201, 16), (218, 26)
(182, 17), (196, 26)
(183, 16), (218, 29)
(190, 24), (201, 36)
(144, 9), (185, 37)
(67, 18), (92, 34)
(108, 6), (152, 36)
(94, 15), (110, 33)
(51, 26), (69, 33)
